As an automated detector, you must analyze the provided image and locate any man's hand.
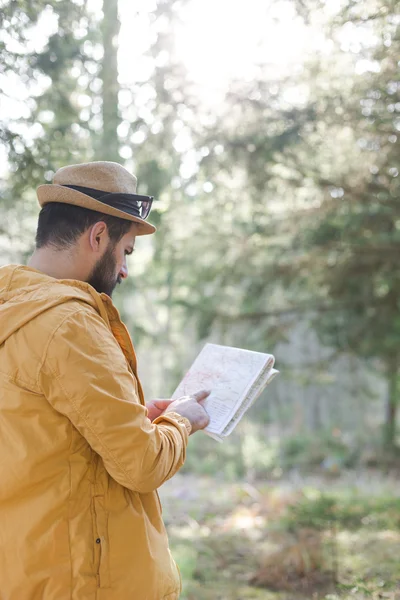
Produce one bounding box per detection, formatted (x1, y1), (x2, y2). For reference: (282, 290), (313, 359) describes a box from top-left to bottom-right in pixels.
(146, 399), (175, 422)
(164, 389), (211, 434)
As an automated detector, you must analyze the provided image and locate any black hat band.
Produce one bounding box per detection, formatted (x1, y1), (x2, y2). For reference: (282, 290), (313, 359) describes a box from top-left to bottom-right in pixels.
(63, 185), (154, 220)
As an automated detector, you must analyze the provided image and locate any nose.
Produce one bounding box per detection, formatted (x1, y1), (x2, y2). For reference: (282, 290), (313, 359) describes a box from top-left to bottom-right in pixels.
(119, 262), (128, 280)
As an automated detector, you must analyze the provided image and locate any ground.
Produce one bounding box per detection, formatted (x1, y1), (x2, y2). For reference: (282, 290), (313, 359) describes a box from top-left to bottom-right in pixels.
(159, 471), (400, 600)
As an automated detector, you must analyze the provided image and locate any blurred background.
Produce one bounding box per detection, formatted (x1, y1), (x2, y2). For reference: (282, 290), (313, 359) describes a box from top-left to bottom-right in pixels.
(1, 0), (399, 597)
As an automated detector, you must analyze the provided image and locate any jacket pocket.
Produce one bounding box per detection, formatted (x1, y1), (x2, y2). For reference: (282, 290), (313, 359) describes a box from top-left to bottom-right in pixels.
(92, 495), (111, 588)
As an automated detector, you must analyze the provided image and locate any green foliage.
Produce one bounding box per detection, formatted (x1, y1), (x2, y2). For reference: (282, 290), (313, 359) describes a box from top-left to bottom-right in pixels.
(282, 494), (337, 531)
(1, 0), (99, 213)
(172, 544), (198, 589)
(280, 432), (359, 471)
(282, 491), (400, 532)
(180, 433), (247, 480)
(189, 0), (400, 446)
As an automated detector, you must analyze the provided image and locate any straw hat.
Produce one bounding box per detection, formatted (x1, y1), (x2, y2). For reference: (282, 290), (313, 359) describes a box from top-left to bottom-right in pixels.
(37, 161), (156, 236)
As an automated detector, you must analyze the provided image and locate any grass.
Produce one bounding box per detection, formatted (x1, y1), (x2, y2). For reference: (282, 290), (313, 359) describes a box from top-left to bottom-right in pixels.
(159, 472), (400, 600)
(282, 492), (400, 531)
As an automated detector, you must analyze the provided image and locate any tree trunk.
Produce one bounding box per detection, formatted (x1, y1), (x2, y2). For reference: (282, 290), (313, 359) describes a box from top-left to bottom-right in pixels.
(384, 357), (398, 449)
(100, 0), (120, 161)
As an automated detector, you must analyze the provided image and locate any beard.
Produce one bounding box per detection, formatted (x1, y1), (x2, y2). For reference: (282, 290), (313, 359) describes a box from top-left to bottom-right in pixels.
(87, 244), (121, 297)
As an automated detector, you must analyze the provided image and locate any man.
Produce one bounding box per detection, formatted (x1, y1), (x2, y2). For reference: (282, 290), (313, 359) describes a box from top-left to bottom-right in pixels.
(0, 161), (210, 599)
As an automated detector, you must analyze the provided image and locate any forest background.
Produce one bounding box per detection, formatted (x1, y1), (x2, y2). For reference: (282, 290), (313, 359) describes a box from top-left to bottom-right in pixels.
(1, 0), (399, 597)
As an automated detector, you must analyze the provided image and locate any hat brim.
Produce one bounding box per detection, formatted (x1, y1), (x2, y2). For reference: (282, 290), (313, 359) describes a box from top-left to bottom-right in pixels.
(37, 184), (156, 236)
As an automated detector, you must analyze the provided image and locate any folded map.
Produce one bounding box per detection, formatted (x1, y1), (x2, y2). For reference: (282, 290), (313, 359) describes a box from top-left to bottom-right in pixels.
(171, 343), (278, 442)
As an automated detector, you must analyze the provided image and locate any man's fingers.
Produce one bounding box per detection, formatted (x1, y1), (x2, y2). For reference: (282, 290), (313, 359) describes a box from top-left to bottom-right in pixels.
(154, 399), (174, 409)
(192, 389), (211, 402)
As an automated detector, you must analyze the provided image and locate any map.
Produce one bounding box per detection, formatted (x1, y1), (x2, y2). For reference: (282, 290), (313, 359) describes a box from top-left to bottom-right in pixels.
(171, 343), (275, 435)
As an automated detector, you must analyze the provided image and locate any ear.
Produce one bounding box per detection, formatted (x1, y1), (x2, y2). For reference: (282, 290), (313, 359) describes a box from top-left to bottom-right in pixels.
(88, 221), (109, 253)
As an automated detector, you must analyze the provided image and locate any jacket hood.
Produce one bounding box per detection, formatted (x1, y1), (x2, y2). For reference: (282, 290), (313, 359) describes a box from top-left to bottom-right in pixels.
(0, 265), (108, 345)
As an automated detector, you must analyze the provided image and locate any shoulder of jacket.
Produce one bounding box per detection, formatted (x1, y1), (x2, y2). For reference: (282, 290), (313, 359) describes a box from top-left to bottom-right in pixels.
(33, 298), (106, 351)
(47, 299), (107, 333)
(37, 301), (113, 379)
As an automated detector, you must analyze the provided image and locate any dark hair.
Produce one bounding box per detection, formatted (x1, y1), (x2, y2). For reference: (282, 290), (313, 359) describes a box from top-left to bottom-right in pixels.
(35, 202), (133, 249)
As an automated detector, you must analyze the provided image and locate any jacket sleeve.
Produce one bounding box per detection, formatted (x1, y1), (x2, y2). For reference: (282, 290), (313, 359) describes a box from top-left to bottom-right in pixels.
(38, 307), (189, 493)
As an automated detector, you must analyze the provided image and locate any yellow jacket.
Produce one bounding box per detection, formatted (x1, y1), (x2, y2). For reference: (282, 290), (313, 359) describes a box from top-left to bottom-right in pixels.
(0, 265), (188, 599)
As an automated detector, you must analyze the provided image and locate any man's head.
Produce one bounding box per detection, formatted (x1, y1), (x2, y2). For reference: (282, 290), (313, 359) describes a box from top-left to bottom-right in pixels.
(29, 161), (156, 296)
(35, 202), (136, 296)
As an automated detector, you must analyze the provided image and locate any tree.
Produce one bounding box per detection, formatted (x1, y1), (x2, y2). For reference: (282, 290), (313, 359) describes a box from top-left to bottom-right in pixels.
(99, 0), (120, 161)
(0, 0), (98, 259)
(146, 0), (400, 448)
(292, 0), (400, 448)
(0, 0), (123, 258)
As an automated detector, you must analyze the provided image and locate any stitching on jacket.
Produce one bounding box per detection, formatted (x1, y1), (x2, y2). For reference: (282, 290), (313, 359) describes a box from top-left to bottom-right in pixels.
(0, 368), (41, 394)
(4, 265), (18, 292)
(35, 307), (88, 387)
